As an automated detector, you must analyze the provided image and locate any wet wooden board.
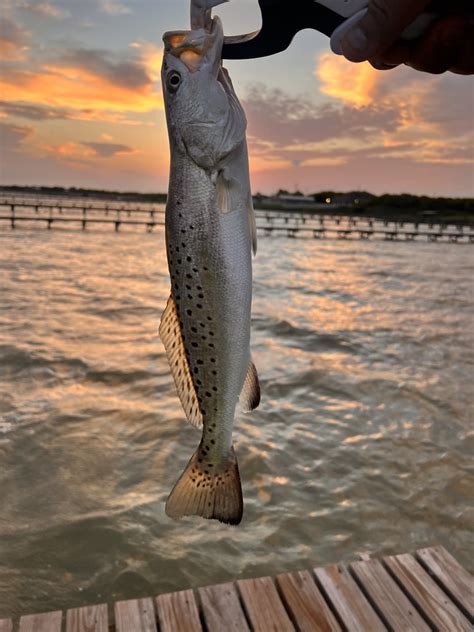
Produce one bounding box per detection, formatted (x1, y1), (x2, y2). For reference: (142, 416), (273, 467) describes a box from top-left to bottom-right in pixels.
(384, 553), (471, 631)
(276, 570), (341, 632)
(237, 576), (294, 632)
(156, 589), (202, 632)
(350, 558), (431, 631)
(198, 581), (249, 632)
(416, 545), (474, 620)
(314, 564), (385, 632)
(18, 611), (62, 632)
(6, 546), (473, 630)
(115, 598), (156, 632)
(65, 604), (108, 632)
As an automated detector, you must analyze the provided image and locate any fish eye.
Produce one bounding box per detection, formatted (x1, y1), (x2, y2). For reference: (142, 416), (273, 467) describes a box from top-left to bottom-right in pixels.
(167, 71), (182, 93)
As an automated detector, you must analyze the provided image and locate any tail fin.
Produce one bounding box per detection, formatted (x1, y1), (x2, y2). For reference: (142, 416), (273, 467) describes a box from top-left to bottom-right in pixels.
(165, 445), (243, 525)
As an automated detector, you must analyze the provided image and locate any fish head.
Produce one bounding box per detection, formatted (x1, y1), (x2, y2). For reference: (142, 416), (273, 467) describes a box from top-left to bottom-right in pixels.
(162, 17), (246, 170)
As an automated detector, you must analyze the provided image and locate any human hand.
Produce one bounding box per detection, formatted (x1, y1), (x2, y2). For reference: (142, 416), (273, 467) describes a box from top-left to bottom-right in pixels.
(339, 0), (474, 75)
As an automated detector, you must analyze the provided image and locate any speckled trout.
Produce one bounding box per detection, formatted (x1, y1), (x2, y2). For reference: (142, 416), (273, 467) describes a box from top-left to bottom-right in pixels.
(160, 0), (259, 525)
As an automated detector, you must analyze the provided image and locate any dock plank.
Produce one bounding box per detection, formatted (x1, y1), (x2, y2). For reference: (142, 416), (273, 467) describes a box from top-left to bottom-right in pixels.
(156, 589), (201, 632)
(0, 621), (12, 632)
(198, 581), (249, 632)
(19, 611), (62, 632)
(416, 545), (474, 620)
(314, 564), (385, 632)
(350, 559), (430, 631)
(66, 604), (108, 632)
(238, 576), (294, 631)
(115, 598), (156, 632)
(384, 553), (471, 631)
(276, 570), (341, 632)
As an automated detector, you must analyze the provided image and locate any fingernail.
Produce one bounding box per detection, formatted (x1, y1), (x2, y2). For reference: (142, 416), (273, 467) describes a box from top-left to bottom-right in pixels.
(345, 27), (368, 53)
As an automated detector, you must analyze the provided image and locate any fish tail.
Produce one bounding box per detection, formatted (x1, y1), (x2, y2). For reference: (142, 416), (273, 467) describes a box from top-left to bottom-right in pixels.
(165, 444), (243, 525)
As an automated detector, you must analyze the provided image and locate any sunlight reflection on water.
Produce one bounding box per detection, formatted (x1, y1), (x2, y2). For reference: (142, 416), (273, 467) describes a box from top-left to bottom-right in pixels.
(0, 221), (473, 617)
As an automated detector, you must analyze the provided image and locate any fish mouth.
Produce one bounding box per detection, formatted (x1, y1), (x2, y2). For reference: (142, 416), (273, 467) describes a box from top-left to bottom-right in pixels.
(163, 16), (223, 73)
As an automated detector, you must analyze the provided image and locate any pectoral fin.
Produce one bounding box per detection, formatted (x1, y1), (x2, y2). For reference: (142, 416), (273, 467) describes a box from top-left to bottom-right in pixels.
(216, 170), (233, 213)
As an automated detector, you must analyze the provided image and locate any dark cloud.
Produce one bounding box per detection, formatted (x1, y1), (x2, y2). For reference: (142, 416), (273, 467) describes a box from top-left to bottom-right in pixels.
(0, 101), (73, 120)
(58, 48), (151, 90)
(0, 121), (33, 151)
(82, 141), (134, 157)
(0, 18), (29, 55)
(416, 74), (474, 138)
(242, 86), (400, 147)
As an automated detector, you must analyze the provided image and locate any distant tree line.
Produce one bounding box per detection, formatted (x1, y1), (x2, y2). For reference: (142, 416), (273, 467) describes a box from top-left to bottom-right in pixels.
(1, 185), (472, 215)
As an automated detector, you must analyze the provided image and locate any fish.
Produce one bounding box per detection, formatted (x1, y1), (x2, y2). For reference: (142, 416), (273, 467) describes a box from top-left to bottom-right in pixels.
(160, 0), (259, 525)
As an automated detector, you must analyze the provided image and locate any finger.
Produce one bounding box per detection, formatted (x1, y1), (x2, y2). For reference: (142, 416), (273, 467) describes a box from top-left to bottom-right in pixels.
(369, 41), (411, 70)
(450, 26), (474, 74)
(340, 0), (432, 63)
(407, 15), (469, 74)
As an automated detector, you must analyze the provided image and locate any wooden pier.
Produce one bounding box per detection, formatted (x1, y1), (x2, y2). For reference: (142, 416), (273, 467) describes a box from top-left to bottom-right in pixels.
(1, 198), (473, 243)
(1, 546), (472, 631)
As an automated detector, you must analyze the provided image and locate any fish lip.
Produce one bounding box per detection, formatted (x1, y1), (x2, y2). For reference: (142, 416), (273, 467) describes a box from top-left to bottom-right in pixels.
(162, 16), (223, 74)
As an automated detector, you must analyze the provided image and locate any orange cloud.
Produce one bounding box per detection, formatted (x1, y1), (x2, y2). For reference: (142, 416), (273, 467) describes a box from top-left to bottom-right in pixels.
(316, 53), (378, 107)
(0, 65), (162, 114)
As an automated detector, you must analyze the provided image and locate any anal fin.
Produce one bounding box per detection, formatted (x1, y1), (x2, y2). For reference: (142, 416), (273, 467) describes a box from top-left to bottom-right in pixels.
(239, 359), (260, 412)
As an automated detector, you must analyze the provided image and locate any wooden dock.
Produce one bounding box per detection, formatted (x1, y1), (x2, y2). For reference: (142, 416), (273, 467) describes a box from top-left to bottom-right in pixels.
(1, 199), (473, 243)
(1, 546), (472, 631)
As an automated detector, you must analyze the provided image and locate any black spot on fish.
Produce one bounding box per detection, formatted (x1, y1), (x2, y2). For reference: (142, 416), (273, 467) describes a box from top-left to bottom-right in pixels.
(207, 316), (212, 321)
(197, 359), (203, 365)
(191, 326), (197, 333)
(189, 224), (194, 230)
(210, 358), (216, 363)
(193, 367), (198, 374)
(188, 294), (193, 300)
(211, 370), (217, 375)
(177, 259), (182, 264)
(208, 343), (214, 348)
(192, 267), (198, 273)
(191, 342), (198, 348)
(205, 391), (211, 397)
(197, 285), (202, 290)
(181, 242), (186, 248)
(212, 387), (217, 392)
(181, 229), (186, 234)
(186, 309), (192, 316)
(198, 294), (204, 299)
(210, 439), (215, 445)
(186, 274), (192, 279)
(199, 323), (205, 328)
(201, 335), (206, 341)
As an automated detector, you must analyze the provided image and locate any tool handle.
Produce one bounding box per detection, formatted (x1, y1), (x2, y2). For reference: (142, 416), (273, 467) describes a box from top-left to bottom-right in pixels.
(329, 0), (474, 55)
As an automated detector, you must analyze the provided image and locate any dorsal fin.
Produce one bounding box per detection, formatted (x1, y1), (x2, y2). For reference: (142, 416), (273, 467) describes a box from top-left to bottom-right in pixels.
(159, 295), (203, 428)
(239, 359), (260, 412)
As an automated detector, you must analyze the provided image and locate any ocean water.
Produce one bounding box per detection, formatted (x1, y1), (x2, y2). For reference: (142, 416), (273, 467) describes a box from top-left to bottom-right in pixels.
(0, 214), (472, 618)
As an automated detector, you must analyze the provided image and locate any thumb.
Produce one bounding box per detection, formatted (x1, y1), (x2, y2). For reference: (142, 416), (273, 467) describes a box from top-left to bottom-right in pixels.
(340, 0), (432, 62)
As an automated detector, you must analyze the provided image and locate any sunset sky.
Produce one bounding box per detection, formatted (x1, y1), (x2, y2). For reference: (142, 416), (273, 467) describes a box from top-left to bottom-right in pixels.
(1, 0), (473, 196)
